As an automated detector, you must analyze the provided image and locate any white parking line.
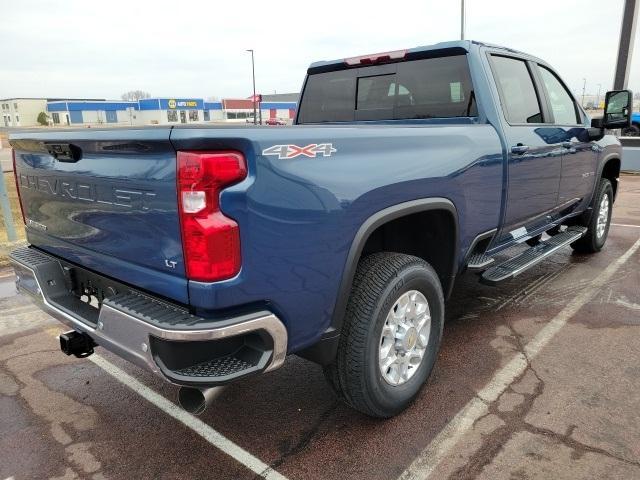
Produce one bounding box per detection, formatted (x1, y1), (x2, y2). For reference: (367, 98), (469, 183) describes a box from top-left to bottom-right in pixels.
(399, 237), (640, 480)
(612, 223), (640, 228)
(88, 355), (289, 480)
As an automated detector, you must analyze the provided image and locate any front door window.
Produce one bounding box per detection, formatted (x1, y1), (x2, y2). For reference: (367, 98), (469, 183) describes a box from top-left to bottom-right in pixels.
(538, 66), (580, 125)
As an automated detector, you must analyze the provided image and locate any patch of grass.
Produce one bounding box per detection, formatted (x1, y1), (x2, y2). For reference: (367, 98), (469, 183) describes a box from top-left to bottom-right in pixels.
(1, 171), (26, 244)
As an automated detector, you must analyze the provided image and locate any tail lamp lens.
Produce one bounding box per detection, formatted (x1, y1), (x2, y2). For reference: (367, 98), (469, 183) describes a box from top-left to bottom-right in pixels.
(177, 151), (247, 282)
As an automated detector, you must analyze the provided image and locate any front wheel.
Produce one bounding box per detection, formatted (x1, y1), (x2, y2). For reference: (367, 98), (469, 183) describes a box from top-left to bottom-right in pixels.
(571, 178), (613, 253)
(323, 253), (444, 418)
(622, 124), (640, 137)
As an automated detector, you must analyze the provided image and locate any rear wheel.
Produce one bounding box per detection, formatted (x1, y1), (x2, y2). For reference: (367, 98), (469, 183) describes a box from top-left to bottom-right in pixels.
(324, 253), (444, 418)
(571, 178), (613, 253)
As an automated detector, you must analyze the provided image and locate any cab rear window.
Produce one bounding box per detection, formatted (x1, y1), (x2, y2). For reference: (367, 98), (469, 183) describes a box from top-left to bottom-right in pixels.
(297, 55), (477, 123)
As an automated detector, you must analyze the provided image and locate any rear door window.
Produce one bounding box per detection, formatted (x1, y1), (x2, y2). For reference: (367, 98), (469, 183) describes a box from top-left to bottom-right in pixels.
(395, 56), (475, 119)
(490, 55), (543, 124)
(297, 55), (476, 123)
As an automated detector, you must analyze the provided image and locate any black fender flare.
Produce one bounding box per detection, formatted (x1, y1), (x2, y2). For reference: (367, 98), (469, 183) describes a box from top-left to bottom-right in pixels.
(592, 151), (621, 205)
(297, 198), (459, 365)
(333, 198), (459, 331)
(573, 151), (621, 228)
(598, 151), (621, 191)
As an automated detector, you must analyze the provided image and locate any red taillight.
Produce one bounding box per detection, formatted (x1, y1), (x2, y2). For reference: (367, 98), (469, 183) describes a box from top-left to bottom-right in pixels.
(12, 149), (26, 224)
(344, 49), (407, 66)
(177, 151), (247, 282)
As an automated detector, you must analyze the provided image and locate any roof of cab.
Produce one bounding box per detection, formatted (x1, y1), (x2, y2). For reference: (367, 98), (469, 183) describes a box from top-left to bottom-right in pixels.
(307, 40), (532, 73)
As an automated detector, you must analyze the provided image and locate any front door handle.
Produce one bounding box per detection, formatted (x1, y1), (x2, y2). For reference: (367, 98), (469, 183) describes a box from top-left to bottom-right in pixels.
(511, 144), (530, 155)
(562, 141), (577, 153)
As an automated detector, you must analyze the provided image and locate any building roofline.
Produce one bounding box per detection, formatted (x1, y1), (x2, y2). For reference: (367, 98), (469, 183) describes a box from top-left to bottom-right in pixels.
(47, 99), (137, 104)
(1, 97), (106, 101)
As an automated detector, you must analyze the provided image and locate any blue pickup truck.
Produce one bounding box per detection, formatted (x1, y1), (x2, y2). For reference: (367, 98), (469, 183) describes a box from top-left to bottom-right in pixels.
(9, 41), (633, 418)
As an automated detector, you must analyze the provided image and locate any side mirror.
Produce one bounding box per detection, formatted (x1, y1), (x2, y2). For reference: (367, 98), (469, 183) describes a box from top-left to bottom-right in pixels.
(586, 127), (604, 141)
(602, 90), (633, 129)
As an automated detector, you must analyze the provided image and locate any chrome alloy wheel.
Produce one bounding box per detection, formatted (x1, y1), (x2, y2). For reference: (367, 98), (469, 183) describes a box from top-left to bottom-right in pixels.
(596, 193), (610, 239)
(378, 290), (431, 386)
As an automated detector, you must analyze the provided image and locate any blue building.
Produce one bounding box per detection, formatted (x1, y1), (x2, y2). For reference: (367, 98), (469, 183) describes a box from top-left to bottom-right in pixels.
(46, 95), (297, 126)
(137, 98), (207, 124)
(47, 100), (138, 125)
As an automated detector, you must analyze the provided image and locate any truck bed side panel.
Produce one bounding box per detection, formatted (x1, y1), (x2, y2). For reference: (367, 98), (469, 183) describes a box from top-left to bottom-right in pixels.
(171, 124), (504, 350)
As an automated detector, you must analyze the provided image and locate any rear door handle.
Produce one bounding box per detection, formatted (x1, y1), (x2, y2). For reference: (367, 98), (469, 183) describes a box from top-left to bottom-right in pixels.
(511, 144), (529, 155)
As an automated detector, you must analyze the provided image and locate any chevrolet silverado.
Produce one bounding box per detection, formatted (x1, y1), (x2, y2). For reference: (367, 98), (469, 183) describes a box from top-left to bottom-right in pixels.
(9, 40), (633, 417)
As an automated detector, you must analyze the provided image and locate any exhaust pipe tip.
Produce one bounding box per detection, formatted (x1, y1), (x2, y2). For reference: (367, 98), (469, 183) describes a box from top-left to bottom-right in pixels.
(177, 386), (224, 415)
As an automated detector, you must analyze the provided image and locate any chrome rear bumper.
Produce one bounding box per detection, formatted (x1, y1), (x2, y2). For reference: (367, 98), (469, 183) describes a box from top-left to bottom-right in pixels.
(9, 246), (288, 386)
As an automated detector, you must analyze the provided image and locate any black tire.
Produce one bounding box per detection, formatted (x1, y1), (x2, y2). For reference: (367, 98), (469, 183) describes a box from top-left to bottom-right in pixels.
(571, 178), (613, 253)
(622, 124), (640, 137)
(323, 252), (444, 418)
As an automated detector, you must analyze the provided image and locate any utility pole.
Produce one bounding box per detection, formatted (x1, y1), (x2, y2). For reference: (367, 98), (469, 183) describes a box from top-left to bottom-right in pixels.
(613, 0), (638, 89)
(461, 0), (466, 40)
(596, 84), (602, 109)
(246, 49), (257, 125)
(581, 78), (586, 108)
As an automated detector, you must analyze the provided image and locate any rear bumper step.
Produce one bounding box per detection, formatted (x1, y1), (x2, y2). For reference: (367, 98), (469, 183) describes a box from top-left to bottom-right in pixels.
(9, 246), (287, 387)
(480, 226), (587, 285)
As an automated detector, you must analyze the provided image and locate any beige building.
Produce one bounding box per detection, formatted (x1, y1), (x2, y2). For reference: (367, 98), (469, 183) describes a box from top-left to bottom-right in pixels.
(1, 98), (48, 127)
(1, 97), (106, 127)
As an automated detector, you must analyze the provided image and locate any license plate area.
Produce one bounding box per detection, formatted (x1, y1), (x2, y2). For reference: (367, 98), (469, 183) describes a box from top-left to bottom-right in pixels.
(62, 262), (129, 313)
(11, 247), (133, 329)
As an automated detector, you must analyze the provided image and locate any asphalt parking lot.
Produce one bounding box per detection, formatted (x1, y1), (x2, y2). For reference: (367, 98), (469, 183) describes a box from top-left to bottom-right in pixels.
(1, 175), (639, 480)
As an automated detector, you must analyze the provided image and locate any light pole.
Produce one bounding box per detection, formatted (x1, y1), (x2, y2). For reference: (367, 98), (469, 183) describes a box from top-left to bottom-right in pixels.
(246, 49), (257, 125)
(613, 0), (638, 89)
(461, 0), (466, 40)
(581, 78), (586, 108)
(596, 83), (602, 110)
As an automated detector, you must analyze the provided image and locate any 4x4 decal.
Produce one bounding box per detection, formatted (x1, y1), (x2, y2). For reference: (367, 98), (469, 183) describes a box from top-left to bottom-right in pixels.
(262, 143), (337, 159)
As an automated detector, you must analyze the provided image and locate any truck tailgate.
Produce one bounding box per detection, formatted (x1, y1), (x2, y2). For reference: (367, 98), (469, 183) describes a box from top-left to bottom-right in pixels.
(10, 128), (188, 304)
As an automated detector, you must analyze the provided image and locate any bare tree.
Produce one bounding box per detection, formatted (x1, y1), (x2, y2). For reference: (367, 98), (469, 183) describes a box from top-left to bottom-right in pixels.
(121, 90), (151, 101)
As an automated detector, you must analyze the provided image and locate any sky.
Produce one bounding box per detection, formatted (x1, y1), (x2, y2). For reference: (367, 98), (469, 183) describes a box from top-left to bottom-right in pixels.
(1, 0), (639, 100)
